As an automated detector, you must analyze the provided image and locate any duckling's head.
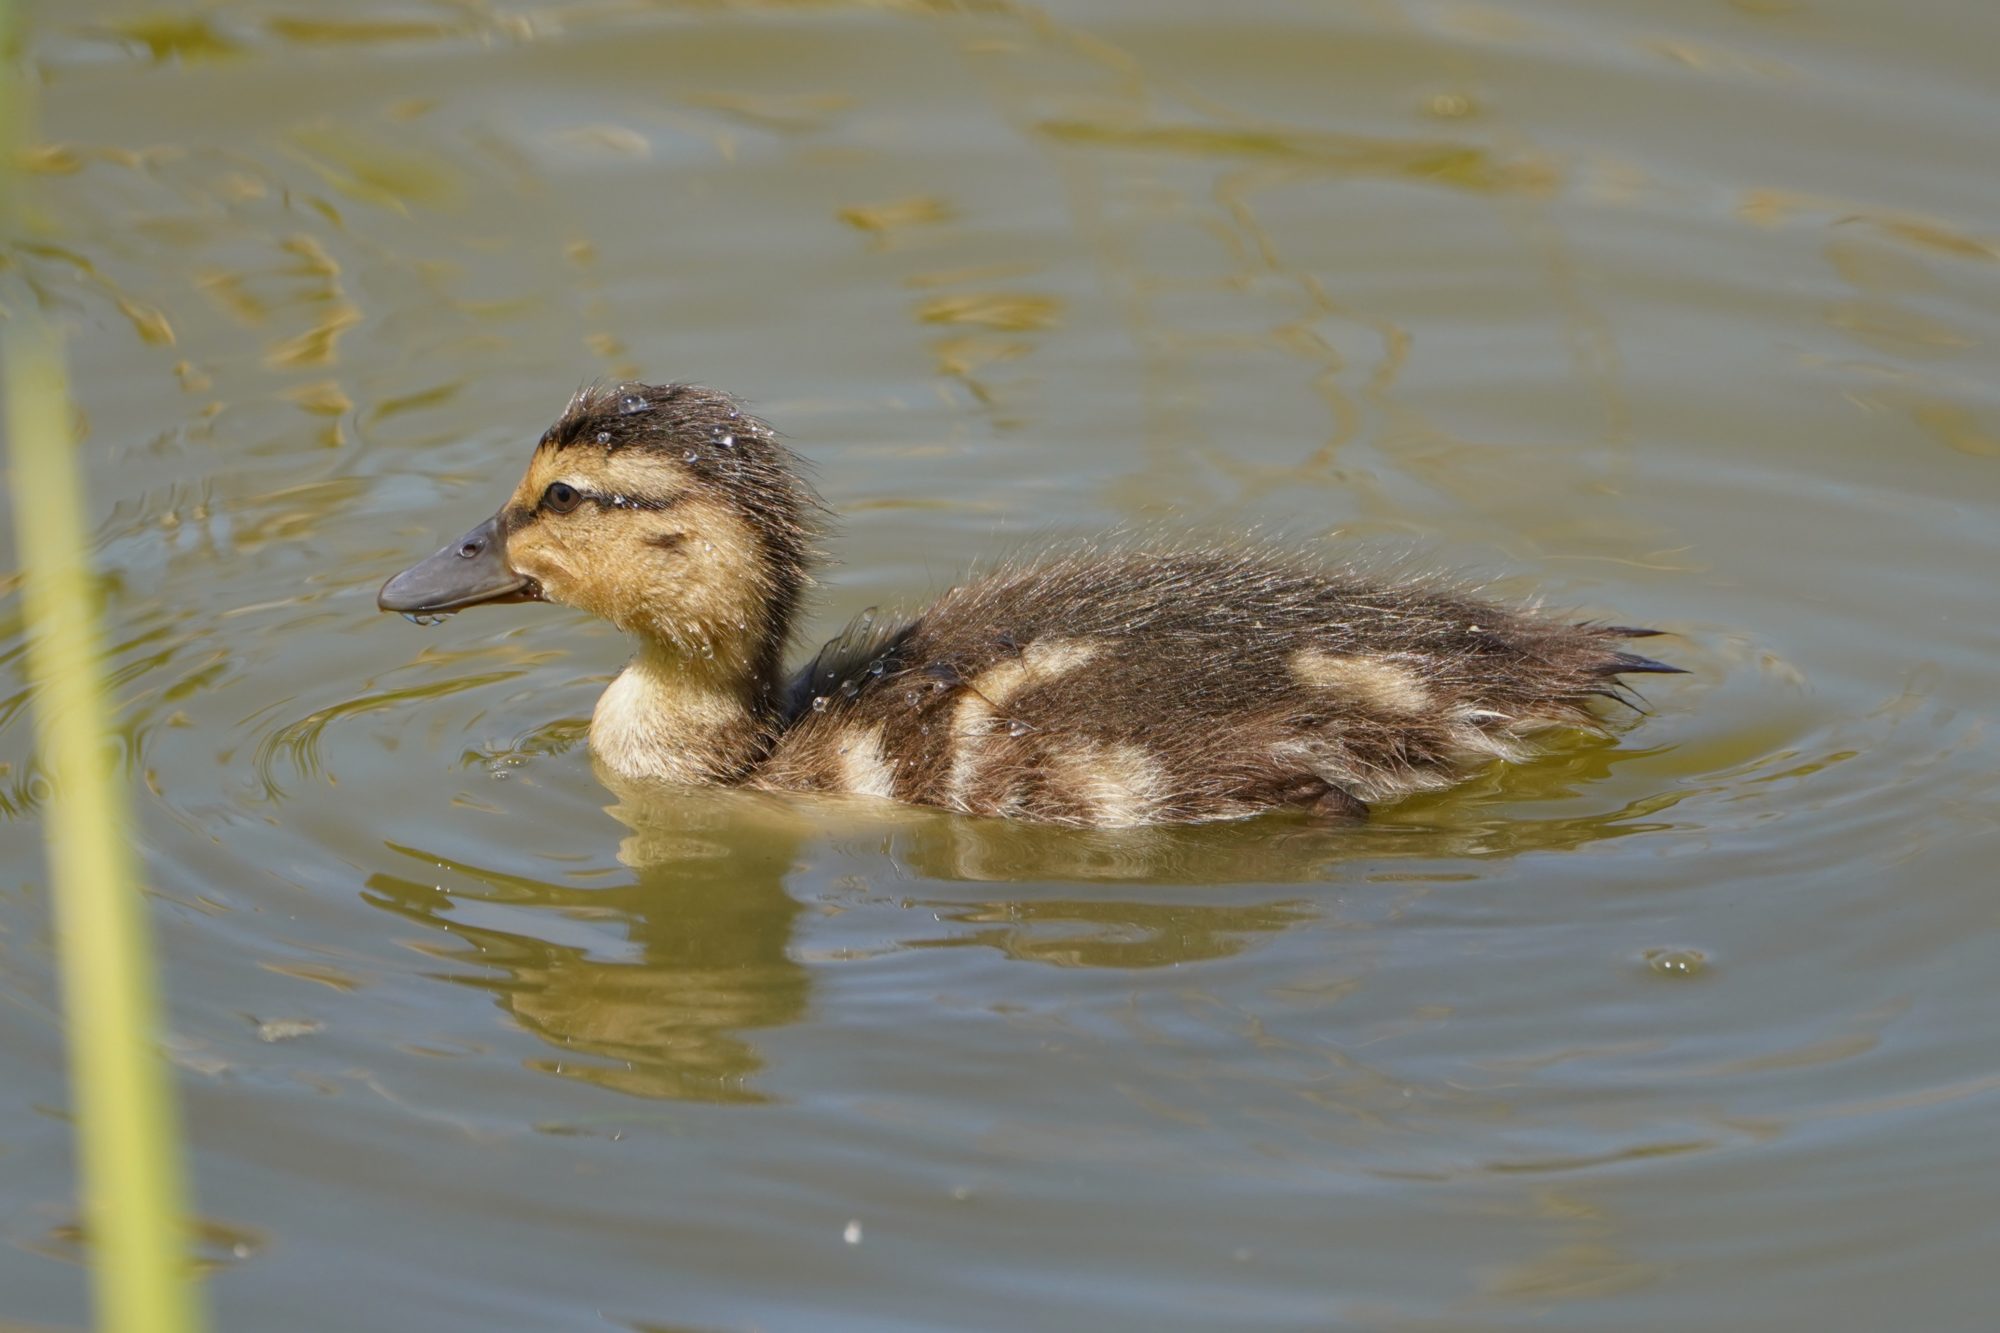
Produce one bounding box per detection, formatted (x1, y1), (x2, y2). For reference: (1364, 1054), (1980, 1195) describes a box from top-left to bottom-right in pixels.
(380, 382), (820, 682)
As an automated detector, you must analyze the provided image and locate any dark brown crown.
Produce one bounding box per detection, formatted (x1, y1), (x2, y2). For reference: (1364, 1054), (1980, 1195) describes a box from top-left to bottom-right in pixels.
(540, 381), (824, 580)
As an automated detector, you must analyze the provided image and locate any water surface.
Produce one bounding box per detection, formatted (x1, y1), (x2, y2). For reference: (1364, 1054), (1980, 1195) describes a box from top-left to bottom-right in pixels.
(4, 2), (1998, 1329)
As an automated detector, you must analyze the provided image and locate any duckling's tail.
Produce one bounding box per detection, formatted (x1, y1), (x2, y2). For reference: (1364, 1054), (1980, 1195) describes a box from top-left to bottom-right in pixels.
(1593, 648), (1687, 677)
(1585, 625), (1688, 678)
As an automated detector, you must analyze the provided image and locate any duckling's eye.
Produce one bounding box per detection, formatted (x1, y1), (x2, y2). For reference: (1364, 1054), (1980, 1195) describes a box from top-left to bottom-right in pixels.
(542, 482), (583, 514)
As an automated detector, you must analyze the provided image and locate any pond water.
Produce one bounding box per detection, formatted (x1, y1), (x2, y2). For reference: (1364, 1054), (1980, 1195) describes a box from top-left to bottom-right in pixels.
(4, 1), (1998, 1329)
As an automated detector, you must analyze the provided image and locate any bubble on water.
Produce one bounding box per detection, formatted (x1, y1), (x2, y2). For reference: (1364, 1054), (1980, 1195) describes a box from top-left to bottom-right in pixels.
(1642, 947), (1709, 978)
(842, 1219), (862, 1246)
(1007, 719), (1033, 738)
(596, 430), (611, 444)
(618, 393), (648, 414)
(255, 1019), (321, 1044)
(684, 449), (699, 462)
(840, 680), (860, 698)
(401, 611), (456, 627)
(718, 432), (735, 449)
(905, 691), (920, 705)
(867, 660), (886, 676)
(811, 696), (829, 713)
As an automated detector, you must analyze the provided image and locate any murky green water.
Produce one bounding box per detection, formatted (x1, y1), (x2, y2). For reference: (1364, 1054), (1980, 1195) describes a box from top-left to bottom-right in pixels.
(5, 2), (1998, 1329)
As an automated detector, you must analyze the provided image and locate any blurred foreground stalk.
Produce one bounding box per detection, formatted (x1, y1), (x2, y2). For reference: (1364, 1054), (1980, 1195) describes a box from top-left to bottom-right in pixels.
(3, 3), (208, 1330)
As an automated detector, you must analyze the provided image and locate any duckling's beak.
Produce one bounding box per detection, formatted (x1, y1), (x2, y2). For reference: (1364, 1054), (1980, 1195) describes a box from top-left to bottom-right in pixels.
(378, 514), (538, 616)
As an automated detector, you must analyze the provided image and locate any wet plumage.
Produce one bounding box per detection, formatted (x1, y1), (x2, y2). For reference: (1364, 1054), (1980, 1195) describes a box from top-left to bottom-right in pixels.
(380, 382), (1682, 828)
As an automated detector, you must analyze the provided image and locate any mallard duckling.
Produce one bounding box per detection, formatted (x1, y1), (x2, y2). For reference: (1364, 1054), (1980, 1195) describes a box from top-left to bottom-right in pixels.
(380, 382), (1680, 827)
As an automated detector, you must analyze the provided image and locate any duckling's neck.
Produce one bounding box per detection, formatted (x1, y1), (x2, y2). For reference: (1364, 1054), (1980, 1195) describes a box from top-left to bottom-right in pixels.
(590, 637), (774, 784)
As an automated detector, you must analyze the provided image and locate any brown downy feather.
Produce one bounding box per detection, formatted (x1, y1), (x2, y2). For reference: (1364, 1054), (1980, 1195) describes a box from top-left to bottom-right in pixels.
(755, 550), (1678, 826)
(387, 381), (1682, 826)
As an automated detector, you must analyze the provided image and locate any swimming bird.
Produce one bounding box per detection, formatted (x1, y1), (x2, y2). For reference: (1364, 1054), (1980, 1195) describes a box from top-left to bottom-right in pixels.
(379, 382), (1680, 827)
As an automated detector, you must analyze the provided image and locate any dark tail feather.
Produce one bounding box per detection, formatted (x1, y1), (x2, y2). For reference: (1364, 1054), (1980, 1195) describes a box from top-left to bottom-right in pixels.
(1594, 649), (1687, 677)
(1601, 625), (1669, 639)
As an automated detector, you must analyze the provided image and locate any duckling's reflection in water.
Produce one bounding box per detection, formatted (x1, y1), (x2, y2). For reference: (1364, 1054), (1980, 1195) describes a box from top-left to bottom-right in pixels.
(363, 785), (808, 1103)
(364, 748), (1668, 1100)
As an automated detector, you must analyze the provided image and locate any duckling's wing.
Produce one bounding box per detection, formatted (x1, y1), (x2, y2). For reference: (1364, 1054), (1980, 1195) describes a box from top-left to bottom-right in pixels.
(782, 606), (918, 722)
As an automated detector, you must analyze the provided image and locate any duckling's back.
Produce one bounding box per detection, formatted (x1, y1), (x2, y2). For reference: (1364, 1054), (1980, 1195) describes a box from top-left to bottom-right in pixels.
(756, 549), (1677, 827)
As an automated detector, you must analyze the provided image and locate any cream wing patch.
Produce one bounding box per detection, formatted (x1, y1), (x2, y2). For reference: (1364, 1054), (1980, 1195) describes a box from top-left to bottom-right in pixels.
(1048, 740), (1168, 828)
(945, 638), (1101, 805)
(1290, 649), (1431, 714)
(958, 637), (1100, 719)
(833, 723), (898, 799)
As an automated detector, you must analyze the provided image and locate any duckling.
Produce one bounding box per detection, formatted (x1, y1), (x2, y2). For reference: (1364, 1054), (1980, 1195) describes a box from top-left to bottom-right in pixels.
(379, 382), (1681, 828)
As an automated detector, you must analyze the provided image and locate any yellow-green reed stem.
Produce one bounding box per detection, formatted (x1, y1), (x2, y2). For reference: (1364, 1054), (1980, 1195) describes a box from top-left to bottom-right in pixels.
(3, 5), (208, 1331)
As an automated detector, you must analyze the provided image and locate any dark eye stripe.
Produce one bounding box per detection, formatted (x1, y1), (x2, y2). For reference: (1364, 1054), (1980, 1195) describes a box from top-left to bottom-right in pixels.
(534, 487), (680, 515)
